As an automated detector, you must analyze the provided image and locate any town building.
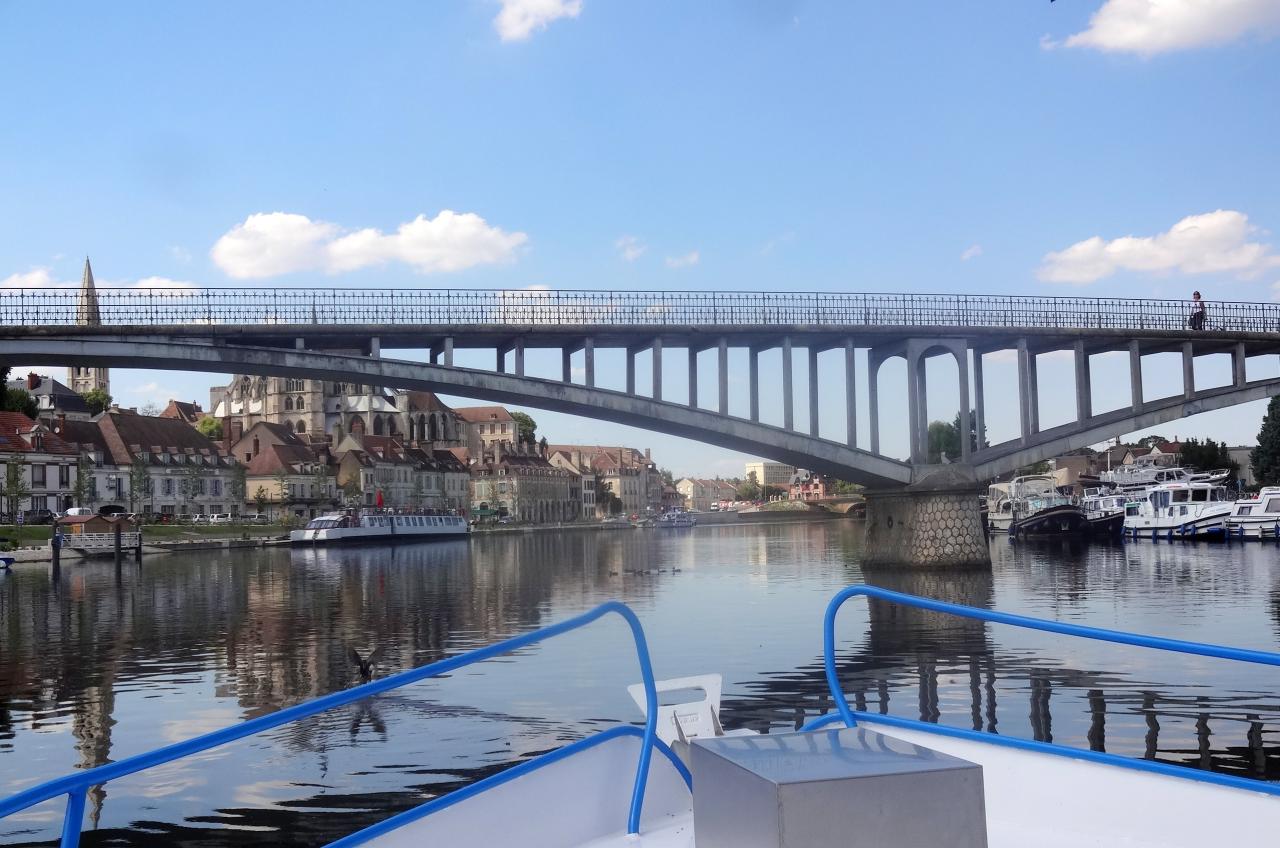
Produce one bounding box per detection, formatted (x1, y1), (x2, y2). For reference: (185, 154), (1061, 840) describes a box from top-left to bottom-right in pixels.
(6, 373), (92, 424)
(675, 478), (736, 511)
(455, 406), (518, 454)
(1228, 446), (1257, 488)
(159, 400), (206, 425)
(550, 445), (661, 515)
(548, 448), (598, 520)
(61, 411), (238, 517)
(470, 441), (576, 523)
(232, 422), (335, 518)
(66, 258), (110, 397)
(0, 412), (79, 516)
(788, 470), (829, 502)
(744, 460), (796, 489)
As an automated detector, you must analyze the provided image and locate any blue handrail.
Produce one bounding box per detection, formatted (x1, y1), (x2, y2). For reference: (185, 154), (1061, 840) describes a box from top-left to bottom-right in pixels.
(810, 586), (1280, 796)
(0, 601), (667, 845)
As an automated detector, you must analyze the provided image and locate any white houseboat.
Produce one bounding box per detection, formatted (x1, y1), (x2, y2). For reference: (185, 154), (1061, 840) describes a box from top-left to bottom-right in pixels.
(290, 509), (469, 545)
(1123, 482), (1234, 539)
(1225, 487), (1280, 539)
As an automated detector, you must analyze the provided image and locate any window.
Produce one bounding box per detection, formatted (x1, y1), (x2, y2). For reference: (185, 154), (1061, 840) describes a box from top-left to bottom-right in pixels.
(163, 478), (174, 496)
(1266, 498), (1280, 514)
(1239, 506), (1253, 516)
(59, 465), (70, 487)
(211, 479), (222, 497)
(285, 397), (294, 411)
(296, 396), (305, 410)
(31, 465), (46, 488)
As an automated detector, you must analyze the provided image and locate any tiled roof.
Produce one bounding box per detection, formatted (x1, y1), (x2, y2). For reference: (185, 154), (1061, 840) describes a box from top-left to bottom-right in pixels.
(96, 412), (230, 466)
(454, 406), (513, 423)
(404, 391), (454, 414)
(160, 400), (204, 423)
(0, 412), (77, 455)
(6, 375), (90, 413)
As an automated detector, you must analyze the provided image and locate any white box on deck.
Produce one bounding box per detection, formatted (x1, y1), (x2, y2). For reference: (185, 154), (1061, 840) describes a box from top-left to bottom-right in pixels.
(691, 727), (987, 848)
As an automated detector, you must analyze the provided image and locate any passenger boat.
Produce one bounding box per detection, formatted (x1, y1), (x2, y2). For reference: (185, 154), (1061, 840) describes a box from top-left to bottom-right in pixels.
(5, 587), (1279, 847)
(1007, 475), (1088, 538)
(1101, 460), (1231, 493)
(1080, 488), (1127, 538)
(290, 509), (469, 545)
(985, 483), (1013, 533)
(658, 512), (697, 528)
(1122, 481), (1235, 539)
(1225, 486), (1280, 539)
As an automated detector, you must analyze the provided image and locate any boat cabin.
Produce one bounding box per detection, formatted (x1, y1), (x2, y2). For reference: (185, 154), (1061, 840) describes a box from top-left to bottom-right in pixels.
(1230, 487), (1280, 517)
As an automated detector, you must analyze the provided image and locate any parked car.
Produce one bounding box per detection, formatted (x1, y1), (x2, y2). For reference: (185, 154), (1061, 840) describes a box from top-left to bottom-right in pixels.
(191, 514), (211, 525)
(246, 514), (271, 525)
(21, 509), (55, 525)
(63, 507), (94, 517)
(209, 513), (232, 525)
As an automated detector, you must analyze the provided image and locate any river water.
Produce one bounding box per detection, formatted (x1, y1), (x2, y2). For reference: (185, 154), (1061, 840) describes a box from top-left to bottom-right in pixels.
(3, 521), (1280, 846)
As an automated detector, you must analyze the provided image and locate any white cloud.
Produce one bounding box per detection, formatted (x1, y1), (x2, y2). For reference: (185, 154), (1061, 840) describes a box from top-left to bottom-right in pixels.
(130, 276), (198, 292)
(1038, 210), (1279, 285)
(616, 235), (646, 262)
(169, 246), (192, 264)
(211, 210), (528, 280)
(0, 268), (57, 288)
(494, 0), (582, 42)
(960, 244), (983, 261)
(1052, 0), (1280, 55)
(665, 250), (700, 269)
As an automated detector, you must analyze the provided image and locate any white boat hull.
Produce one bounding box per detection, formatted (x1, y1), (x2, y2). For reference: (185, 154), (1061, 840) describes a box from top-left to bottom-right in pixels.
(1124, 503), (1232, 538)
(289, 514), (468, 545)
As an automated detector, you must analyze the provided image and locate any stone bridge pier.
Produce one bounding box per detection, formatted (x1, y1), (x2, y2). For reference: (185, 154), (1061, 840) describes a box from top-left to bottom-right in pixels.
(862, 466), (989, 570)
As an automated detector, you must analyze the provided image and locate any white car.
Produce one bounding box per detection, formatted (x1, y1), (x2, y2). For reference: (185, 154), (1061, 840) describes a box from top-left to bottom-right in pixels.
(63, 507), (94, 517)
(209, 513), (232, 525)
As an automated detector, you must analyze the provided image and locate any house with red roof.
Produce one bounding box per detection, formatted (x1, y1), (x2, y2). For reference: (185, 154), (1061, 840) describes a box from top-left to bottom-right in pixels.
(0, 412), (80, 517)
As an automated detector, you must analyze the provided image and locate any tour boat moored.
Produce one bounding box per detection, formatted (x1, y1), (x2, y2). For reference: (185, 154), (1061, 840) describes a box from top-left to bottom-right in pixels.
(1123, 481), (1234, 539)
(290, 509), (469, 545)
(1225, 486), (1280, 539)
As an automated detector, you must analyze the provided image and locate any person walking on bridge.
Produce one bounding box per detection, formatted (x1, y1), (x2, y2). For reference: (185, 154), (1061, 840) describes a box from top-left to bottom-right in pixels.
(1188, 291), (1206, 331)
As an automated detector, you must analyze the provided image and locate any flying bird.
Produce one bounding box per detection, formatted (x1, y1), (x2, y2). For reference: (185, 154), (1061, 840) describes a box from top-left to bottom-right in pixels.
(349, 646), (386, 681)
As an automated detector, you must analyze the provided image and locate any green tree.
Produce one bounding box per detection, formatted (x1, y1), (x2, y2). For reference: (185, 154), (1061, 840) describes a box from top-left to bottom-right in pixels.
(1136, 434), (1169, 449)
(128, 455), (152, 513)
(927, 420), (961, 463)
(312, 463), (332, 507)
(3, 455), (29, 525)
(1180, 438), (1239, 477)
(658, 467), (675, 487)
(253, 485), (268, 516)
(72, 452), (94, 507)
(180, 459), (207, 515)
(510, 411), (537, 444)
(341, 476), (362, 504)
(1253, 398), (1280, 487)
(274, 466), (291, 513)
(83, 388), (113, 416)
(828, 479), (862, 496)
(605, 492), (624, 516)
(229, 462), (247, 510)
(0, 367), (37, 417)
(196, 416), (224, 440)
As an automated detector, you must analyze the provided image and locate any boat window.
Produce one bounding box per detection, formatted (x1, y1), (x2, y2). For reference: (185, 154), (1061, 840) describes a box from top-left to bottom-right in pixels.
(1239, 506), (1253, 516)
(1180, 506), (1188, 516)
(1191, 489), (1207, 502)
(1171, 490), (1189, 503)
(1266, 498), (1280, 514)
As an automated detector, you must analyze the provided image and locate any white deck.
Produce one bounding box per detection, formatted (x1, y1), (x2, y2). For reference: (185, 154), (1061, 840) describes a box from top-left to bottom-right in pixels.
(366, 723), (1280, 847)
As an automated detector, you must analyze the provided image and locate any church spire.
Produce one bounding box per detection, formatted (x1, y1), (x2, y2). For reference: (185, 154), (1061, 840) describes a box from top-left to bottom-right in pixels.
(76, 256), (101, 326)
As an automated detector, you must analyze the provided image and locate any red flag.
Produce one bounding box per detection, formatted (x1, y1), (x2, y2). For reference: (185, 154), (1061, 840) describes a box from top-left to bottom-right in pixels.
(376, 490), (384, 508)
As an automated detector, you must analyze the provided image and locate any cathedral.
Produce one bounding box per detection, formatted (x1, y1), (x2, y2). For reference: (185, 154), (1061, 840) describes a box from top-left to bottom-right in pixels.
(210, 376), (464, 449)
(67, 258), (110, 396)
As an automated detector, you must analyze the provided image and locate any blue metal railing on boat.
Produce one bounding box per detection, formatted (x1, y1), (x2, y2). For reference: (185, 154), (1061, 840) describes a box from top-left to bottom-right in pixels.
(802, 586), (1280, 797)
(0, 601), (681, 846)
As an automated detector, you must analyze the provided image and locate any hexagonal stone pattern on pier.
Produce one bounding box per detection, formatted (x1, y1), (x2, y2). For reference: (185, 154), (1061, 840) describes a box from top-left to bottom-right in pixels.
(863, 490), (990, 569)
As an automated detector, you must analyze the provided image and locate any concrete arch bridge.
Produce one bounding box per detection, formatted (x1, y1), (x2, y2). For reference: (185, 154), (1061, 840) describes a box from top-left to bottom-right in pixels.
(4, 287), (1279, 567)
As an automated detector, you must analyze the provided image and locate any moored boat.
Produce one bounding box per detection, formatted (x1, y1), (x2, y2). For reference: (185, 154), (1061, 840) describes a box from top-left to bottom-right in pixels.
(1122, 481), (1234, 539)
(290, 509), (469, 545)
(1081, 488), (1127, 539)
(1225, 486), (1280, 539)
(658, 512), (696, 528)
(1007, 475), (1088, 538)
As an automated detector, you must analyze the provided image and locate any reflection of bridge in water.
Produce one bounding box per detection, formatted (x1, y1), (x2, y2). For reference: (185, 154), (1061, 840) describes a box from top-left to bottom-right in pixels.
(725, 567), (1280, 782)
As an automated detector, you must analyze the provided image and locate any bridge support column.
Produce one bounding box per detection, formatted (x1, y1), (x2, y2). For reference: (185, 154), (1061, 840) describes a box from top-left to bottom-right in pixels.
(1129, 340), (1143, 412)
(809, 345), (820, 437)
(626, 346), (636, 395)
(1017, 339), (1037, 444)
(688, 346), (699, 407)
(1182, 341), (1195, 398)
(443, 337), (453, 367)
(583, 338), (595, 387)
(562, 347), (573, 383)
(514, 340), (525, 377)
(844, 340), (857, 448)
(1074, 341), (1091, 421)
(782, 336), (794, 431)
(749, 347), (760, 422)
(973, 351), (985, 446)
(868, 351), (882, 456)
(1234, 341), (1248, 387)
(862, 466), (989, 570)
(717, 338), (728, 415)
(652, 337), (662, 400)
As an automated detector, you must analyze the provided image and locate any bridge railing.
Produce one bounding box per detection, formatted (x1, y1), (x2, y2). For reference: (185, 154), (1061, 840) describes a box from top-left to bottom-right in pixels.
(5, 288), (1279, 332)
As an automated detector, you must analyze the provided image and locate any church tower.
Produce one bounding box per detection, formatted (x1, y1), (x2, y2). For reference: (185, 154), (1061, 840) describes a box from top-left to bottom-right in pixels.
(68, 257), (110, 397)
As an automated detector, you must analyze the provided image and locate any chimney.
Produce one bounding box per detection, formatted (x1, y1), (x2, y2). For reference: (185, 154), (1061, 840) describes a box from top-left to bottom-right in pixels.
(26, 372), (39, 390)
(645, 447), (651, 461)
(494, 440), (504, 464)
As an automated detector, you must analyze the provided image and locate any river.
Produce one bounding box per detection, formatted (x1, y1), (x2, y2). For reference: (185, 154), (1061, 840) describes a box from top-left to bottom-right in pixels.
(3, 522), (1280, 846)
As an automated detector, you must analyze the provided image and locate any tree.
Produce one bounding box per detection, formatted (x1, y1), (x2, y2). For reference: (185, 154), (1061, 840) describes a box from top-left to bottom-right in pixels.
(1180, 438), (1239, 477)
(3, 455), (29, 524)
(274, 466), (291, 513)
(605, 492), (624, 516)
(510, 411), (537, 444)
(658, 467), (675, 487)
(139, 401), (161, 417)
(83, 388), (113, 416)
(1254, 397), (1280, 487)
(737, 470), (761, 501)
(196, 416), (223, 440)
(72, 452), (94, 507)
(927, 420), (961, 463)
(1136, 434), (1169, 449)
(0, 367), (37, 417)
(828, 479), (862, 496)
(411, 473), (425, 509)
(229, 463), (247, 510)
(180, 460), (206, 515)
(128, 455), (152, 513)
(254, 485), (268, 516)
(313, 463), (332, 507)
(341, 476), (362, 504)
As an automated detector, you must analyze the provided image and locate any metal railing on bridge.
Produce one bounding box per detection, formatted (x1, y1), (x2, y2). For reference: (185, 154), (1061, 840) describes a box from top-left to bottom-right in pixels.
(5, 288), (1277, 333)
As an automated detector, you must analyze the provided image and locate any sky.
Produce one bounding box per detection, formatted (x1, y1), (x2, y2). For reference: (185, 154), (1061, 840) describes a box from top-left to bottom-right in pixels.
(2, 0), (1279, 477)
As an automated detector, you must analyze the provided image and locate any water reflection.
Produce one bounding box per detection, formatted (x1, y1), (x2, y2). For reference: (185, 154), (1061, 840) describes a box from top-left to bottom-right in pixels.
(3, 526), (1280, 845)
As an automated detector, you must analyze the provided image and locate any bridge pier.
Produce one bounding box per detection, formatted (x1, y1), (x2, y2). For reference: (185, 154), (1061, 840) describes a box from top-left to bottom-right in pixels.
(862, 466), (990, 570)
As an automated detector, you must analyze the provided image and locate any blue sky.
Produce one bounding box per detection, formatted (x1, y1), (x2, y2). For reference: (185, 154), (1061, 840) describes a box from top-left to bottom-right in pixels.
(2, 1), (1279, 476)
